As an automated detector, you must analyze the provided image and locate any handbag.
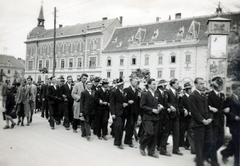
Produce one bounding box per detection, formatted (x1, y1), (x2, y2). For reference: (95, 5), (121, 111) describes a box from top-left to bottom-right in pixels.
(9, 106), (17, 119)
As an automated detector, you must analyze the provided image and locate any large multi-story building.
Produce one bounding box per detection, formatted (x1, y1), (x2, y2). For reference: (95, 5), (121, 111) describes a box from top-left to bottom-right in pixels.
(0, 54), (25, 83)
(102, 12), (240, 87)
(24, 5), (122, 81)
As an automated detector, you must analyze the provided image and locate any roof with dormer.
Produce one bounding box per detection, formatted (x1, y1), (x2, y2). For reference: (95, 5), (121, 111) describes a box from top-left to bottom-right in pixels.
(27, 18), (120, 41)
(0, 54), (25, 69)
(103, 12), (240, 53)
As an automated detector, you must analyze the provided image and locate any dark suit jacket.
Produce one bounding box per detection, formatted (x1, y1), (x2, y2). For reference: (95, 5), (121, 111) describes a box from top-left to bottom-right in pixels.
(208, 90), (225, 126)
(95, 88), (109, 111)
(60, 83), (73, 102)
(140, 91), (159, 121)
(124, 86), (140, 115)
(189, 90), (213, 128)
(80, 89), (96, 115)
(154, 89), (168, 119)
(165, 89), (179, 118)
(40, 84), (47, 101)
(47, 85), (58, 104)
(224, 94), (240, 128)
(109, 88), (126, 117)
(179, 94), (191, 123)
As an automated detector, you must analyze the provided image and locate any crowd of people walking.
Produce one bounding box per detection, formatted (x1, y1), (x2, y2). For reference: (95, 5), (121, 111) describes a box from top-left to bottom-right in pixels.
(1, 73), (239, 166)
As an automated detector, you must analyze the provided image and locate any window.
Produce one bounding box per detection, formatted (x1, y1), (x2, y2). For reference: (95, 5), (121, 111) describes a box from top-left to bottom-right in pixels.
(46, 60), (49, 68)
(69, 58), (73, 68)
(38, 60), (43, 69)
(145, 57), (149, 65)
(132, 58), (136, 65)
(77, 58), (82, 67)
(120, 59), (124, 66)
(157, 70), (162, 78)
(158, 55), (163, 64)
(90, 40), (97, 51)
(89, 57), (96, 68)
(107, 71), (111, 78)
(107, 59), (111, 66)
(171, 56), (176, 63)
(120, 71), (123, 77)
(186, 55), (191, 63)
(8, 70), (10, 74)
(61, 59), (65, 68)
(170, 69), (175, 78)
(28, 61), (33, 69)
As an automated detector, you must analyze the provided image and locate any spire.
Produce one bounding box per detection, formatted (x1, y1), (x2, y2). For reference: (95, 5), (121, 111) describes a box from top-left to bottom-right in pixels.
(37, 4), (45, 27)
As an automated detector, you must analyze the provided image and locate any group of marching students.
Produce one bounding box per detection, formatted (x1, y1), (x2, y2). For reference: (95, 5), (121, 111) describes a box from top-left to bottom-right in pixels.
(1, 73), (240, 166)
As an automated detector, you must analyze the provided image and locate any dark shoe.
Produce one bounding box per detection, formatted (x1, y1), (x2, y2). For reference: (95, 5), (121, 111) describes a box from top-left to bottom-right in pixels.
(41, 114), (44, 118)
(29, 118), (32, 123)
(160, 151), (171, 156)
(56, 121), (60, 125)
(173, 151), (183, 155)
(65, 127), (70, 130)
(26, 123), (30, 126)
(222, 156), (228, 164)
(87, 135), (90, 141)
(17, 120), (21, 126)
(205, 157), (211, 164)
(51, 127), (55, 130)
(73, 130), (77, 133)
(128, 144), (134, 148)
(11, 123), (16, 129)
(21, 123), (24, 126)
(140, 146), (146, 156)
(184, 146), (190, 150)
(98, 137), (102, 140)
(102, 136), (108, 140)
(148, 153), (159, 158)
(3, 125), (10, 129)
(118, 145), (124, 149)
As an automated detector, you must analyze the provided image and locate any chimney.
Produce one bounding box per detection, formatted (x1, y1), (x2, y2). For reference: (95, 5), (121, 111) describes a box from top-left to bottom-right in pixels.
(175, 13), (181, 19)
(156, 17), (160, 22)
(102, 17), (108, 21)
(59, 24), (63, 28)
(119, 16), (123, 24)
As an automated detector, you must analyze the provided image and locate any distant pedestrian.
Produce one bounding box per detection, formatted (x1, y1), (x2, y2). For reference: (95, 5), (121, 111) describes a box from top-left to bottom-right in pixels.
(3, 85), (16, 129)
(1, 80), (10, 108)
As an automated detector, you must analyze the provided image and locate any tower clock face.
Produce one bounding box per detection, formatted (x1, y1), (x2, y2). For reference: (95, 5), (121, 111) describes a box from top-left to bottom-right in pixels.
(210, 35), (227, 58)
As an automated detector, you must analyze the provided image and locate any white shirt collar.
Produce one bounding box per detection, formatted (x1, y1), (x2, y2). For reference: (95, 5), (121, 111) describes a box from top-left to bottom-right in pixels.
(213, 89), (220, 96)
(149, 89), (155, 97)
(131, 85), (135, 92)
(185, 93), (189, 97)
(195, 89), (201, 95)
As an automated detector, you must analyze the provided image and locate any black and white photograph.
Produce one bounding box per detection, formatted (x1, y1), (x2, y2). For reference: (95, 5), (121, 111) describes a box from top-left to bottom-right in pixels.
(0, 0), (240, 166)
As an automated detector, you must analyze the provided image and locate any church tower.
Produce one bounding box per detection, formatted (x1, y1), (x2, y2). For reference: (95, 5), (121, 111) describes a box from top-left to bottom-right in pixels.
(37, 5), (45, 27)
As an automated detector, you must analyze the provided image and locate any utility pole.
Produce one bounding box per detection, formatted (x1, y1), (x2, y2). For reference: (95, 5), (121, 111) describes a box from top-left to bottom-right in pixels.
(53, 7), (56, 76)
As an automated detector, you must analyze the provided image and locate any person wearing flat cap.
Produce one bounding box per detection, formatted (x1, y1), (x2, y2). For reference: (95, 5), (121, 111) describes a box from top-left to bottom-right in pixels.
(179, 82), (195, 154)
(109, 77), (128, 149)
(95, 79), (110, 140)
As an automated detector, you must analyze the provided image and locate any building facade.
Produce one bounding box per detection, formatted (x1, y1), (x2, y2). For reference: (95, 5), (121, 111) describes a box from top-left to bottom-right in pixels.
(102, 12), (240, 87)
(0, 54), (25, 84)
(24, 5), (122, 82)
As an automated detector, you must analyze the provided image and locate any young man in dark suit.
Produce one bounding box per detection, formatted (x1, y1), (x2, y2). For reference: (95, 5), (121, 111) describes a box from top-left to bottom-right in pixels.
(155, 79), (169, 152)
(80, 81), (97, 141)
(47, 76), (58, 130)
(161, 78), (183, 156)
(139, 78), (163, 158)
(59, 76), (74, 130)
(109, 77), (128, 149)
(95, 79), (110, 140)
(179, 82), (195, 153)
(208, 77), (226, 165)
(123, 77), (140, 147)
(221, 83), (240, 166)
(189, 77), (216, 166)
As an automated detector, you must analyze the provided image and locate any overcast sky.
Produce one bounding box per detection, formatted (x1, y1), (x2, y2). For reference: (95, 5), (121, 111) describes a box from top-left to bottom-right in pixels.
(0, 0), (239, 60)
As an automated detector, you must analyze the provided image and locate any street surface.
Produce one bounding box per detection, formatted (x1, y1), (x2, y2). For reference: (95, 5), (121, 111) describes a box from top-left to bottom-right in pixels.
(0, 103), (234, 166)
